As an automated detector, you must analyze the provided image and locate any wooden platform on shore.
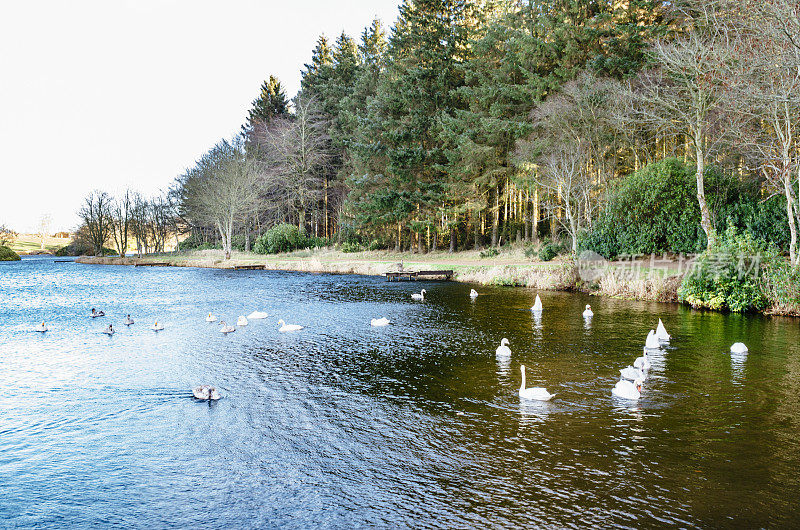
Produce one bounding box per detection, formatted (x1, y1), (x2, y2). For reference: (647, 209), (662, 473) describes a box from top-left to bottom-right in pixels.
(134, 262), (170, 267)
(385, 270), (454, 281)
(54, 259), (72, 263)
(233, 264), (266, 270)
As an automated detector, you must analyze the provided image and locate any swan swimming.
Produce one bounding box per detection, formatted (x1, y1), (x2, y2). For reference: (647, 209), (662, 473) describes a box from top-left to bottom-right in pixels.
(124, 314), (134, 326)
(91, 308), (105, 318)
(247, 311), (269, 319)
(411, 289), (426, 301)
(219, 321), (235, 334)
(519, 365), (555, 401)
(583, 304), (593, 318)
(470, 289), (479, 298)
(656, 319), (670, 342)
(206, 313), (217, 322)
(612, 378), (643, 400)
(370, 317), (391, 327)
(495, 338), (511, 358)
(151, 321), (164, 331)
(730, 342), (748, 354)
(278, 319), (304, 332)
(634, 348), (651, 371)
(620, 365), (645, 381)
(35, 322), (47, 332)
(644, 329), (660, 349)
(102, 324), (114, 336)
(192, 385), (221, 400)
(531, 294), (543, 312)
(237, 316), (248, 326)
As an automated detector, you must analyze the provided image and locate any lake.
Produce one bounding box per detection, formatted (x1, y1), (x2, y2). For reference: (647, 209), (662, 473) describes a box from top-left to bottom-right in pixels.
(2, 256), (799, 527)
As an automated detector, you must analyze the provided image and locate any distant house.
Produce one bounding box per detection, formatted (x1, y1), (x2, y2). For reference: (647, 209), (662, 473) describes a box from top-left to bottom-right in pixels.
(54, 231), (70, 239)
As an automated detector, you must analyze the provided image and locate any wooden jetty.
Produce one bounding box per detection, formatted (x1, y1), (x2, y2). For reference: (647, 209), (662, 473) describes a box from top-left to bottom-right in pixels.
(385, 270), (454, 281)
(134, 262), (170, 267)
(54, 259), (72, 263)
(233, 264), (266, 270)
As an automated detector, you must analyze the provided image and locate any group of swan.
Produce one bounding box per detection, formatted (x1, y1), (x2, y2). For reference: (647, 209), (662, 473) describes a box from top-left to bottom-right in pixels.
(207, 311), (270, 333)
(612, 319), (671, 400)
(495, 338), (554, 401)
(529, 295), (592, 319)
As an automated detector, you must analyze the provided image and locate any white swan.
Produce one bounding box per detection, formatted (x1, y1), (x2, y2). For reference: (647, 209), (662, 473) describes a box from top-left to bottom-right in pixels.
(470, 289), (479, 298)
(124, 314), (134, 326)
(237, 316), (248, 326)
(634, 348), (651, 371)
(102, 324), (114, 336)
(644, 329), (660, 350)
(192, 385), (221, 400)
(91, 308), (105, 318)
(247, 311), (269, 319)
(531, 294), (543, 312)
(278, 319), (303, 332)
(35, 322), (48, 332)
(411, 289), (426, 301)
(496, 338), (511, 358)
(656, 319), (671, 342)
(219, 321), (235, 334)
(612, 378), (643, 400)
(519, 365), (555, 401)
(731, 342), (748, 354)
(151, 321), (164, 331)
(370, 317), (391, 327)
(620, 365), (645, 381)
(583, 304), (593, 318)
(206, 312), (217, 322)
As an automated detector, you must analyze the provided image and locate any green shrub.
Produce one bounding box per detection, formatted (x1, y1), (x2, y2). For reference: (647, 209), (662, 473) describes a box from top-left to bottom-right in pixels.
(0, 245), (21, 261)
(479, 248), (500, 258)
(538, 241), (565, 262)
(678, 224), (775, 312)
(253, 224), (307, 254)
(54, 242), (115, 256)
(340, 241), (363, 253)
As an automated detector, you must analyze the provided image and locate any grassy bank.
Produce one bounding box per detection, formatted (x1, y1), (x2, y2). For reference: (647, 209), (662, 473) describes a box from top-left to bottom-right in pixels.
(7, 234), (70, 255)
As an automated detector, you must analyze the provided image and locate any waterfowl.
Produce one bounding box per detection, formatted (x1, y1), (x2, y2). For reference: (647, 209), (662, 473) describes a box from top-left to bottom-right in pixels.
(102, 324), (114, 336)
(192, 385), (221, 400)
(531, 295), (543, 312)
(634, 348), (651, 371)
(237, 316), (248, 326)
(495, 338), (511, 358)
(151, 321), (164, 331)
(91, 308), (105, 318)
(278, 319), (303, 332)
(583, 304), (593, 318)
(411, 289), (426, 301)
(470, 289), (479, 298)
(645, 329), (660, 349)
(370, 317), (391, 327)
(656, 319), (671, 342)
(247, 311), (269, 319)
(731, 342), (748, 354)
(35, 322), (47, 332)
(219, 321), (235, 334)
(612, 378), (643, 400)
(124, 314), (134, 326)
(519, 365), (555, 401)
(620, 365), (645, 381)
(206, 313), (217, 322)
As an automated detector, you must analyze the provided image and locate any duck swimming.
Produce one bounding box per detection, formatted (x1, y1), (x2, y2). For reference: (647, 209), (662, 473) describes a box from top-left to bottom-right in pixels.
(192, 385), (221, 400)
(91, 308), (105, 318)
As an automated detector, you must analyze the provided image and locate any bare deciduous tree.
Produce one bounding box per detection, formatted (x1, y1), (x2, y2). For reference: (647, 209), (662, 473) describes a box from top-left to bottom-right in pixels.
(0, 224), (17, 247)
(111, 191), (131, 257)
(78, 191), (113, 255)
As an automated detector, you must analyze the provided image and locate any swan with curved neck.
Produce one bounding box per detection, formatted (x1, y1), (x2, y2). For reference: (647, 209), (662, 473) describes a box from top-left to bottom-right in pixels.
(495, 338), (511, 358)
(644, 329), (660, 349)
(656, 319), (670, 342)
(219, 321), (235, 334)
(634, 348), (651, 371)
(531, 295), (543, 312)
(470, 289), (479, 298)
(278, 319), (303, 332)
(612, 378), (643, 400)
(519, 365), (554, 401)
(583, 304), (593, 318)
(411, 289), (426, 301)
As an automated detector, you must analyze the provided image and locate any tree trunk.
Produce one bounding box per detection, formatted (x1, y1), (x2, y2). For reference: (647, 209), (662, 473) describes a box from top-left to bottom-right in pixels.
(491, 187), (499, 247)
(784, 171), (798, 266)
(695, 136), (715, 248)
(396, 222), (401, 252)
(449, 223), (456, 253)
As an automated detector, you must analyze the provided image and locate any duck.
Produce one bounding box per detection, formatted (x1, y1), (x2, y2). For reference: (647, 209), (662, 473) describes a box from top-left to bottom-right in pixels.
(102, 324), (114, 336)
(582, 304), (593, 318)
(645, 329), (660, 349)
(411, 289), (426, 301)
(656, 319), (671, 342)
(91, 308), (105, 318)
(730, 342), (748, 354)
(531, 294), (543, 312)
(278, 319), (304, 332)
(192, 385), (221, 400)
(519, 365), (555, 401)
(206, 312), (217, 322)
(151, 321), (164, 331)
(124, 314), (134, 326)
(634, 348), (651, 371)
(470, 289), (479, 298)
(620, 365), (645, 381)
(219, 321), (235, 334)
(495, 338), (511, 358)
(612, 378), (643, 400)
(370, 317), (391, 327)
(35, 322), (48, 332)
(237, 316), (248, 326)
(247, 311), (269, 319)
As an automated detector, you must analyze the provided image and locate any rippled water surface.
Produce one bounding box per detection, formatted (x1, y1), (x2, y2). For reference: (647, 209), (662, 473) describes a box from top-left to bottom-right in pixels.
(2, 256), (800, 527)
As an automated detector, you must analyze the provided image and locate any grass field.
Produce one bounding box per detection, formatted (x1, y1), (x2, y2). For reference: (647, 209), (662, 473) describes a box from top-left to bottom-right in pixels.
(6, 233), (70, 254)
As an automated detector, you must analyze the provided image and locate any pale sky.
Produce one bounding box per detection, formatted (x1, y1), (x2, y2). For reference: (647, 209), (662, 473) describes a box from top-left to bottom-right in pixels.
(0, 0), (399, 233)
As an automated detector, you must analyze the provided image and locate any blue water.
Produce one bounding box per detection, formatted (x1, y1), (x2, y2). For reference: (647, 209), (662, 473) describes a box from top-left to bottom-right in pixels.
(2, 256), (800, 527)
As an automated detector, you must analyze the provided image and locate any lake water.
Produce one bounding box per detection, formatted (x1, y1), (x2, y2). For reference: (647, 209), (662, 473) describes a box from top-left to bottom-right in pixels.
(2, 256), (800, 527)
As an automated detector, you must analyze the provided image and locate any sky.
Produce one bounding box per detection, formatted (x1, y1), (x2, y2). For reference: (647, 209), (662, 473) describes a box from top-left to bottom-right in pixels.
(0, 0), (400, 233)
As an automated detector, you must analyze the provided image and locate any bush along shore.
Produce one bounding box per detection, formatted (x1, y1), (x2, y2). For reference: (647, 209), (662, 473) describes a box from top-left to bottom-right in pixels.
(75, 244), (800, 317)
